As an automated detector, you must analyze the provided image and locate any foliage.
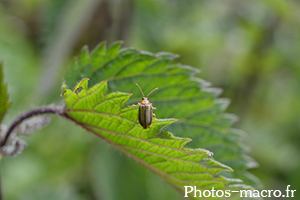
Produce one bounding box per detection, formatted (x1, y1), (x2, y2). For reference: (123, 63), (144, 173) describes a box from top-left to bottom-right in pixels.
(62, 42), (258, 198)
(1, 0), (299, 199)
(0, 63), (10, 124)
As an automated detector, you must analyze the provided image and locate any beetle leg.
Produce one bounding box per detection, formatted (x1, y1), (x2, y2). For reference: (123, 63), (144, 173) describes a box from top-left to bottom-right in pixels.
(152, 113), (157, 120)
(132, 103), (141, 107)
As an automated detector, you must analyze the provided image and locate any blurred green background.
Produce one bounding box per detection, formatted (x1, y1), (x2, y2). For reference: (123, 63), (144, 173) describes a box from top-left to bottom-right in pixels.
(1, 0), (300, 199)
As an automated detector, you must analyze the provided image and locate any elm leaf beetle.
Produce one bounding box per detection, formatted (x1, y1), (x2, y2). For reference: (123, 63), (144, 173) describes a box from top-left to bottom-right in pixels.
(133, 83), (158, 129)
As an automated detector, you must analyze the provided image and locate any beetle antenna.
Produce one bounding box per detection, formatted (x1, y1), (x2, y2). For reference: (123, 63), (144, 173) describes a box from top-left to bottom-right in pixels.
(146, 87), (158, 97)
(135, 83), (145, 97)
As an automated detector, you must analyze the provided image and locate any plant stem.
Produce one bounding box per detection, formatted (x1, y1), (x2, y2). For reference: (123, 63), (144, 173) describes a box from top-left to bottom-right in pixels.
(0, 106), (65, 147)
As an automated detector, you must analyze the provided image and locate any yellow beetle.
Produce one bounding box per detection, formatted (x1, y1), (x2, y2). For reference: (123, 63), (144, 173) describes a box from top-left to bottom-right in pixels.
(134, 83), (158, 129)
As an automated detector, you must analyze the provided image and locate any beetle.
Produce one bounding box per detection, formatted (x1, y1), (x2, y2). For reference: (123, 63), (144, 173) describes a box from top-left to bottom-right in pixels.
(134, 83), (158, 129)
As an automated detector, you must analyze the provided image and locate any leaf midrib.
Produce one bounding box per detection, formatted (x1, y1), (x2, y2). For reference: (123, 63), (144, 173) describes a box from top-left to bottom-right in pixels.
(72, 120), (212, 191)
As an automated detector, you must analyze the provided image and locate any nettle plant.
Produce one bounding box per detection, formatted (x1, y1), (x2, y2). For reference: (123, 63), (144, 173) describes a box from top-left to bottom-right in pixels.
(0, 42), (259, 199)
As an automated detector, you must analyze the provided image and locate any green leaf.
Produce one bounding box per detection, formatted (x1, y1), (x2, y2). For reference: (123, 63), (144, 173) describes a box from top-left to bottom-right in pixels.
(63, 42), (259, 198)
(62, 79), (245, 198)
(0, 62), (10, 123)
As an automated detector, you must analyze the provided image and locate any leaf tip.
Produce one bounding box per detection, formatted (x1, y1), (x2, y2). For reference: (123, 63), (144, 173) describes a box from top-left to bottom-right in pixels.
(229, 167), (234, 172)
(73, 78), (89, 92)
(109, 40), (124, 47)
(61, 81), (68, 95)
